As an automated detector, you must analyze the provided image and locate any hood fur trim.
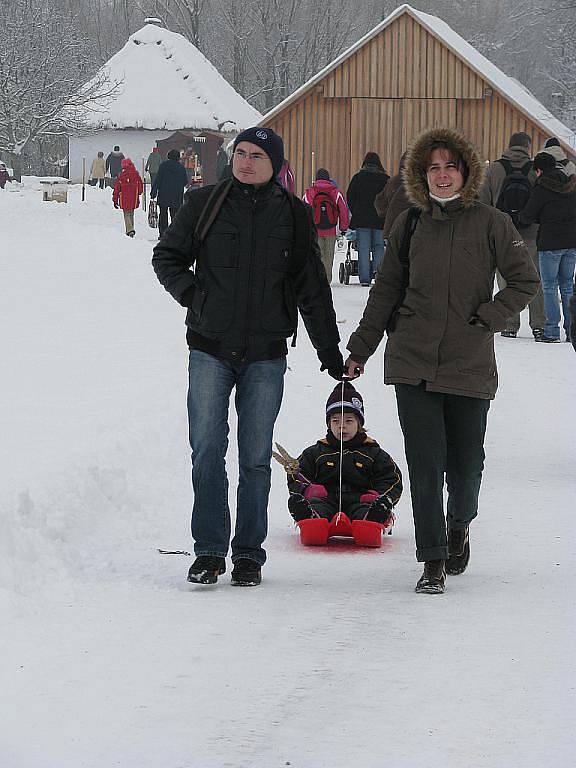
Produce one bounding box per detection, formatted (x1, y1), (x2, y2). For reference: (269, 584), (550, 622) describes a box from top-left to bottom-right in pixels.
(538, 172), (576, 195)
(402, 127), (485, 210)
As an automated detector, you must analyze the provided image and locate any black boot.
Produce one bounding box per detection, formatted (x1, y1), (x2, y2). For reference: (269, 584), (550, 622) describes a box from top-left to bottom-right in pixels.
(231, 558), (262, 587)
(446, 527), (470, 575)
(187, 555), (226, 584)
(415, 560), (446, 594)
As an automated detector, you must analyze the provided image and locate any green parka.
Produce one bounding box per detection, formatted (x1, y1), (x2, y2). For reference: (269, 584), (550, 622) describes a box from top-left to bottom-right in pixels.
(347, 127), (540, 400)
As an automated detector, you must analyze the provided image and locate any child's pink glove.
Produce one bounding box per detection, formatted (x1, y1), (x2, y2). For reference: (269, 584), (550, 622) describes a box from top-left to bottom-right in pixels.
(360, 490), (380, 504)
(304, 484), (328, 500)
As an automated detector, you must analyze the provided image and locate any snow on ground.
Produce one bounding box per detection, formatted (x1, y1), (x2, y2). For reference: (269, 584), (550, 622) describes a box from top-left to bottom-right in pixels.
(1, 179), (575, 768)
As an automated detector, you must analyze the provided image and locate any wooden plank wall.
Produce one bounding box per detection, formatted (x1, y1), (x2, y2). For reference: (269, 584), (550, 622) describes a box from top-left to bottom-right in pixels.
(263, 12), (570, 196)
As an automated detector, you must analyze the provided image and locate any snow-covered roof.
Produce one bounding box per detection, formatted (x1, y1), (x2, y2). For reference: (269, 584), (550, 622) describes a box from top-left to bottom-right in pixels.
(262, 4), (576, 153)
(85, 23), (262, 131)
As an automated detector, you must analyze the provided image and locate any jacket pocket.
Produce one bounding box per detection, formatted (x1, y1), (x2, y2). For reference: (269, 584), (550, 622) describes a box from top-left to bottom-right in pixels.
(196, 233), (238, 332)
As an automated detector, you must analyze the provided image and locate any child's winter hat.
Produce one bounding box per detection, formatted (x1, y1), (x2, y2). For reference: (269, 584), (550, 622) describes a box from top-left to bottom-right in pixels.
(233, 127), (284, 178)
(325, 381), (365, 426)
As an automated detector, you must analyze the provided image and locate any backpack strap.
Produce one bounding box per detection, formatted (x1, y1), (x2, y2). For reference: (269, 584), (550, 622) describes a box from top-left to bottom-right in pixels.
(497, 158), (513, 175)
(193, 179), (233, 245)
(520, 160), (532, 176)
(387, 207), (421, 332)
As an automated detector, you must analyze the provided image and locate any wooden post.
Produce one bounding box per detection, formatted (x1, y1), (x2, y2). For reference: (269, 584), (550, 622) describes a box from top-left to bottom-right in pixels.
(142, 158), (147, 212)
(311, 151), (316, 186)
(81, 157), (86, 202)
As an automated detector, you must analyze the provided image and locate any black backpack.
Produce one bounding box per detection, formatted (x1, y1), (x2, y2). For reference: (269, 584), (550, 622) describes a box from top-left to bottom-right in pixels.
(495, 159), (533, 229)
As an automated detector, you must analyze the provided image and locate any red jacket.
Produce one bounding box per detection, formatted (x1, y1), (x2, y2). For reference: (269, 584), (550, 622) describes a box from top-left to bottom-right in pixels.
(113, 162), (143, 210)
(303, 179), (350, 236)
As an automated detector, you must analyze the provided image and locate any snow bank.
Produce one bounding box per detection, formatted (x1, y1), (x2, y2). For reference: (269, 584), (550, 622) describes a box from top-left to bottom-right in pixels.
(1, 178), (575, 767)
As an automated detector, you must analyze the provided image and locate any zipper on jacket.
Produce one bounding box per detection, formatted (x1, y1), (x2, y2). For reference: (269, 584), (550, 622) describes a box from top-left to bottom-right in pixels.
(240, 192), (258, 361)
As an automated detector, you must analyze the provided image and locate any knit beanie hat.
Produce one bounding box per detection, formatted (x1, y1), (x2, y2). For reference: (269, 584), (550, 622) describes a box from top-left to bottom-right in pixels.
(325, 381), (365, 426)
(233, 127), (284, 178)
(544, 137), (560, 148)
(316, 168), (330, 180)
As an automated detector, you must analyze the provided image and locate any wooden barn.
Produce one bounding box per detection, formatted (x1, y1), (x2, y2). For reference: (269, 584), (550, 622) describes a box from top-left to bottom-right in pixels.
(260, 3), (576, 196)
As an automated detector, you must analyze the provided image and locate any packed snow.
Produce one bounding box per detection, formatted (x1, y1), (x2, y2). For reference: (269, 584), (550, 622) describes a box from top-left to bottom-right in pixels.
(1, 178), (575, 767)
(85, 23), (262, 131)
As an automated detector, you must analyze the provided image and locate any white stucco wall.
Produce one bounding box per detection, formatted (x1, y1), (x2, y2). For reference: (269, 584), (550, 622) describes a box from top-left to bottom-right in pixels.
(68, 129), (173, 182)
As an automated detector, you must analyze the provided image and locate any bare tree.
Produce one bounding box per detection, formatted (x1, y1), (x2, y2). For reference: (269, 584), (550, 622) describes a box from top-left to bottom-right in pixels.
(0, 0), (119, 177)
(136, 0), (206, 47)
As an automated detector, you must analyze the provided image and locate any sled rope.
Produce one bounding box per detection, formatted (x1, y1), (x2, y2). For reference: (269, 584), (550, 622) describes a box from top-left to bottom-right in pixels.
(336, 378), (345, 526)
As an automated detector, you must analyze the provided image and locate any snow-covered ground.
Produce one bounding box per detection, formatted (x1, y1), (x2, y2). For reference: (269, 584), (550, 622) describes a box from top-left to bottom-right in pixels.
(1, 179), (575, 768)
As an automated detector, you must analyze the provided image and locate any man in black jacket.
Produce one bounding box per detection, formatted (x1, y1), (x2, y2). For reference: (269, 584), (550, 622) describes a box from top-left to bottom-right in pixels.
(151, 149), (189, 236)
(152, 127), (343, 587)
(518, 152), (576, 342)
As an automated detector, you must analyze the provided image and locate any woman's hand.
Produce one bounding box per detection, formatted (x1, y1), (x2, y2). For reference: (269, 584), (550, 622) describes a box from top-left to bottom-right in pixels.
(344, 356), (365, 378)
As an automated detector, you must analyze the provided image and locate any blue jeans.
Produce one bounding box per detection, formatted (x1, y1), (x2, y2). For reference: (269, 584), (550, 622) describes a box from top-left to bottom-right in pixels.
(356, 228), (385, 284)
(539, 249), (576, 339)
(187, 350), (286, 566)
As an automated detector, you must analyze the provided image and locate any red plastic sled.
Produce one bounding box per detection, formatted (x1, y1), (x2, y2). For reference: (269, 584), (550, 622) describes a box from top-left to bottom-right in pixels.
(298, 512), (394, 548)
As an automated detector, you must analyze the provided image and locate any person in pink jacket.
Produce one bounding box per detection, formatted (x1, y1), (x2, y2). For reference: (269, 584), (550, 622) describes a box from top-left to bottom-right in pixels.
(303, 169), (350, 280)
(112, 158), (143, 237)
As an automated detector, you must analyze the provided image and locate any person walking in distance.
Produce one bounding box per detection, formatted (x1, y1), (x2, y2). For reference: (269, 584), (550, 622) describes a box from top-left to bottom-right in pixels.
(151, 149), (189, 237)
(303, 169), (349, 281)
(346, 152), (389, 286)
(112, 159), (143, 237)
(479, 132), (546, 340)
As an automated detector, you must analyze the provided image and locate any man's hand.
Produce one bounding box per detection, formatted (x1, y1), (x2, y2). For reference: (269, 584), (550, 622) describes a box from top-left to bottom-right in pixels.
(318, 346), (345, 381)
(344, 356), (365, 378)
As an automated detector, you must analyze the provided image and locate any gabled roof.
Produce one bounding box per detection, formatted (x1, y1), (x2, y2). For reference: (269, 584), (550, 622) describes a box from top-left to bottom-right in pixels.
(262, 4), (576, 152)
(85, 23), (262, 131)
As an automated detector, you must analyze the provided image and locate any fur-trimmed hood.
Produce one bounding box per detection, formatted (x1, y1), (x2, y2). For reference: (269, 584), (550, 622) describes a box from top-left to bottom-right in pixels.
(537, 171), (576, 195)
(402, 127), (485, 210)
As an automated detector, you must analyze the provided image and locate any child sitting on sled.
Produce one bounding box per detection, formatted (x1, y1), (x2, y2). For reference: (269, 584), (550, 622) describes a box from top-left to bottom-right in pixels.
(277, 381), (402, 546)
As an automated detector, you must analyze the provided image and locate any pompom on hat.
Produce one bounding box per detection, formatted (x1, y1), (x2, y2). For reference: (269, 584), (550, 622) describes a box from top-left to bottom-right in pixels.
(325, 381), (365, 426)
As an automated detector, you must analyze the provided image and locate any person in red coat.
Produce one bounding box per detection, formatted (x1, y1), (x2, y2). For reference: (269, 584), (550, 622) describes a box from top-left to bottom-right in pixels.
(112, 158), (143, 237)
(303, 169), (350, 280)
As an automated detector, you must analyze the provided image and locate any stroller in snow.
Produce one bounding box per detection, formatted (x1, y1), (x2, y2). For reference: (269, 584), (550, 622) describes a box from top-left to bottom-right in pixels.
(338, 230), (359, 285)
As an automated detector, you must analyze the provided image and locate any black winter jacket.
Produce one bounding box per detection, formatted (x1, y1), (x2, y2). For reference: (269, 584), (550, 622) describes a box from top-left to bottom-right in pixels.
(518, 172), (576, 251)
(151, 158), (189, 208)
(105, 151), (124, 178)
(152, 178), (340, 361)
(346, 166), (390, 229)
(287, 431), (402, 507)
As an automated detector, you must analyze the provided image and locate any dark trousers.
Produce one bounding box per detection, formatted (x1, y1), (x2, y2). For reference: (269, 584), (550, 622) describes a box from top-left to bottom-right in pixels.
(98, 178), (105, 189)
(159, 205), (180, 236)
(395, 384), (490, 562)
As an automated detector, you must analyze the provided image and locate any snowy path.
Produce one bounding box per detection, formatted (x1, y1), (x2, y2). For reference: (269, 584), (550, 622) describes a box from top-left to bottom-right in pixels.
(1, 181), (575, 767)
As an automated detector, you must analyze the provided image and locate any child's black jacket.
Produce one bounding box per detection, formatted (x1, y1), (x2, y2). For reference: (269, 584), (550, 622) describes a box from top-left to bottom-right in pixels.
(288, 432), (402, 506)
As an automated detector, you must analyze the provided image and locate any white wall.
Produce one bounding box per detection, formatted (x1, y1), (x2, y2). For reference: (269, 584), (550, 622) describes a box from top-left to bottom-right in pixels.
(68, 129), (172, 182)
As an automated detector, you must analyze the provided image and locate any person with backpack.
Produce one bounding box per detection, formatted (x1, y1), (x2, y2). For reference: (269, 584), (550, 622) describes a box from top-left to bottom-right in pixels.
(303, 169), (349, 280)
(540, 137), (576, 178)
(479, 132), (546, 340)
(517, 152), (576, 342)
(346, 152), (390, 285)
(152, 126), (343, 588)
(344, 127), (539, 594)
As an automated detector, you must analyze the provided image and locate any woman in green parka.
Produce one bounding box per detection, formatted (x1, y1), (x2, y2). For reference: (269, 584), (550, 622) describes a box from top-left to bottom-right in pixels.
(345, 127), (540, 594)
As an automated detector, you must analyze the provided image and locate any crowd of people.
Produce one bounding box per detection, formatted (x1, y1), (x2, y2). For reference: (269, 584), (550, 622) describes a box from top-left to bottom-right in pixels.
(149, 123), (575, 595)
